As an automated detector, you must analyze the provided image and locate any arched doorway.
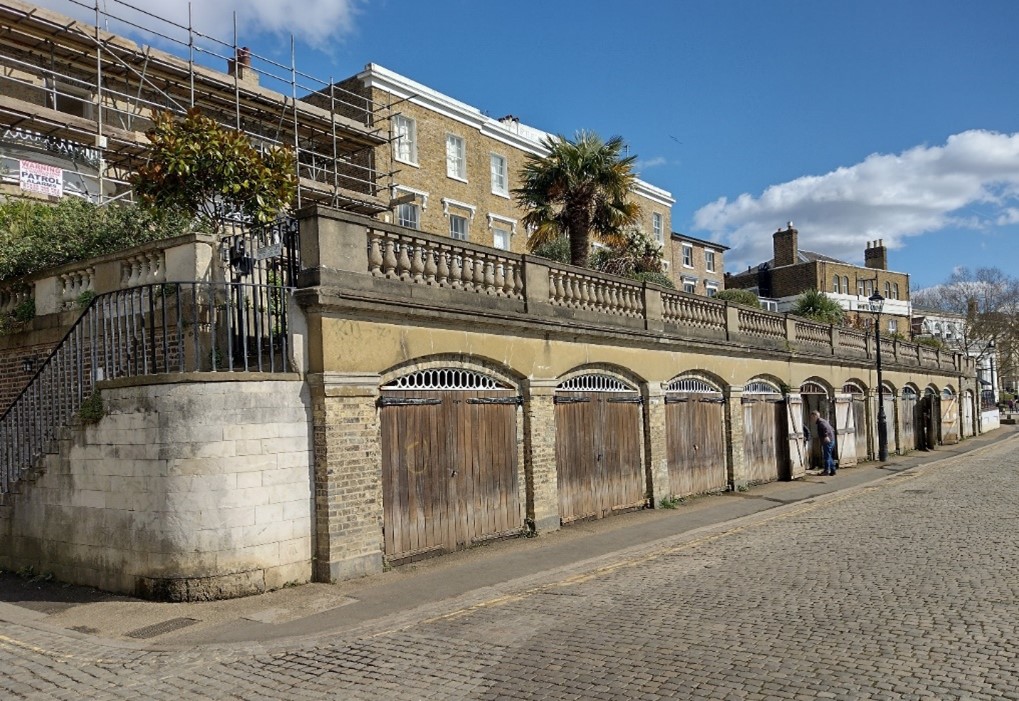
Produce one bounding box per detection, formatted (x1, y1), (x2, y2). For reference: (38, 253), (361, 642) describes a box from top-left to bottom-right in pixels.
(921, 387), (939, 449)
(801, 381), (833, 469)
(665, 376), (727, 497)
(742, 379), (792, 483)
(379, 368), (523, 563)
(554, 373), (646, 523)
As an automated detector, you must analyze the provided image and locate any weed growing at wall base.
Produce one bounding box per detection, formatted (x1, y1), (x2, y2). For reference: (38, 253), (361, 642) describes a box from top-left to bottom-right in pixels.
(77, 391), (104, 425)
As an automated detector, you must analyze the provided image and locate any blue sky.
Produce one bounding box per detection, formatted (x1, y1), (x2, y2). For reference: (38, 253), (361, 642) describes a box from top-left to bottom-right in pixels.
(39, 0), (1019, 290)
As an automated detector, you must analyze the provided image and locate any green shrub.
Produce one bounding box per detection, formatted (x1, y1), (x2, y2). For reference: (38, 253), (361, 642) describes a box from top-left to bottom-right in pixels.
(792, 289), (844, 324)
(632, 271), (675, 289)
(0, 197), (198, 283)
(529, 235), (571, 264)
(713, 288), (761, 308)
(78, 391), (104, 424)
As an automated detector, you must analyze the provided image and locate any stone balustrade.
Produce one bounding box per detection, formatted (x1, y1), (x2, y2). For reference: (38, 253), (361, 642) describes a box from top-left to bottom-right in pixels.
(548, 267), (643, 318)
(296, 206), (974, 377)
(367, 227), (524, 299)
(661, 292), (727, 331)
(0, 233), (218, 317)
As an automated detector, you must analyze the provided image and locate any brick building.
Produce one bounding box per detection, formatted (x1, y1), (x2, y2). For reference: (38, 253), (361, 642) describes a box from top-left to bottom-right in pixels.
(667, 232), (728, 296)
(725, 223), (911, 334)
(327, 64), (679, 283)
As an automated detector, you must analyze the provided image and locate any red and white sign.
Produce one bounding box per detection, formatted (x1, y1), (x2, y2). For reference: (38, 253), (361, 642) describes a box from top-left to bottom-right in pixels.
(19, 160), (63, 197)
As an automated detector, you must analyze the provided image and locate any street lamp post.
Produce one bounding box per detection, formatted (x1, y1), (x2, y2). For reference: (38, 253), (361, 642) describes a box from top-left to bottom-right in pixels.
(869, 292), (889, 461)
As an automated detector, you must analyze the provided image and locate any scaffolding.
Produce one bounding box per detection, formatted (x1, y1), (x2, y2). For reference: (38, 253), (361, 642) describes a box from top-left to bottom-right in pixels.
(0, 0), (388, 214)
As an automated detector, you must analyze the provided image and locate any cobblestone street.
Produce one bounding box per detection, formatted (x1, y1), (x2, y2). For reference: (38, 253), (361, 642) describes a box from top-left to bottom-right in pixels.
(3, 435), (1019, 700)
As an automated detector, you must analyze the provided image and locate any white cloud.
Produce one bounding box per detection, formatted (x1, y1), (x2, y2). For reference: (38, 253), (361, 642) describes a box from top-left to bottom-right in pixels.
(693, 130), (1019, 271)
(636, 156), (667, 171)
(32, 0), (359, 52)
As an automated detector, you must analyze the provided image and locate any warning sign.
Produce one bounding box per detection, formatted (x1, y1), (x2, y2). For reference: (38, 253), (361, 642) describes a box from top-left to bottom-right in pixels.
(19, 160), (63, 197)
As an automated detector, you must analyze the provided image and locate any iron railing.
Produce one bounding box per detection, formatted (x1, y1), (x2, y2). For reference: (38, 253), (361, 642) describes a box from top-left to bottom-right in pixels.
(0, 281), (293, 494)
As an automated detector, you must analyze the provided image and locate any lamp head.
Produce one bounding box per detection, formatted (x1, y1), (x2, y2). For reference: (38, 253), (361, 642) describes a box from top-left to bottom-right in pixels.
(868, 292), (885, 314)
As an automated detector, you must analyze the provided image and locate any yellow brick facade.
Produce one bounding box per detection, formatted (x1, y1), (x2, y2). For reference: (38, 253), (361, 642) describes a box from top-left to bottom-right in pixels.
(341, 65), (678, 281)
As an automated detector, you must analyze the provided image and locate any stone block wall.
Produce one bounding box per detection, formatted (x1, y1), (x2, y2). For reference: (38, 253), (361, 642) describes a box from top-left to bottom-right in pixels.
(0, 378), (313, 601)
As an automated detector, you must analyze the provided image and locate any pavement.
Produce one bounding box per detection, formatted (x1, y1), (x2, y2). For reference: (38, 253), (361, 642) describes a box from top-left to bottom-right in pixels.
(2, 424), (1015, 653)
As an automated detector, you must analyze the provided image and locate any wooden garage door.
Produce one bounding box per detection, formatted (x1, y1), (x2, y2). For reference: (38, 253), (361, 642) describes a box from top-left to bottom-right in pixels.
(833, 392), (858, 467)
(742, 381), (787, 484)
(555, 374), (645, 523)
(941, 390), (960, 444)
(844, 384), (869, 461)
(665, 378), (727, 497)
(380, 369), (522, 563)
(900, 387), (918, 451)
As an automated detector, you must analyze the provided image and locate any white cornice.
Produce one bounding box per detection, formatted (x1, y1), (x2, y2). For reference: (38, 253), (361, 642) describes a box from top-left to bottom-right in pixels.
(392, 184), (429, 210)
(487, 213), (517, 234)
(441, 197), (476, 219)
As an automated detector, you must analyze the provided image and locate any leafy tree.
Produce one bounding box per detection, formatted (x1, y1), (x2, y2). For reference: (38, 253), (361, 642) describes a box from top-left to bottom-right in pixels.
(913, 266), (1019, 383)
(515, 131), (641, 267)
(528, 235), (571, 264)
(713, 288), (761, 308)
(792, 289), (845, 324)
(590, 229), (672, 287)
(134, 109), (297, 232)
(0, 197), (195, 282)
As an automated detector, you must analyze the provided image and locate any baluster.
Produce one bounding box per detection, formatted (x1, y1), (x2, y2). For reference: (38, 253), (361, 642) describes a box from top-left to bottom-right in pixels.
(410, 243), (425, 283)
(550, 271), (563, 303)
(512, 262), (524, 298)
(397, 241), (412, 280)
(368, 235), (384, 276)
(473, 254), (486, 292)
(423, 245), (438, 284)
(449, 253), (463, 290)
(494, 261), (506, 296)
(383, 239), (398, 277)
(436, 248), (450, 286)
(484, 257), (496, 294)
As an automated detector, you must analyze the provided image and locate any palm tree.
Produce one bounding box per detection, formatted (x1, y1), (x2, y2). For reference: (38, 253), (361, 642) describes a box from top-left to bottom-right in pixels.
(793, 289), (845, 325)
(514, 131), (641, 267)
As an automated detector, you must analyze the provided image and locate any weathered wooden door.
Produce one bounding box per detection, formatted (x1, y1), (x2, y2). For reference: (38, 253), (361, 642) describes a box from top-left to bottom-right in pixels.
(844, 383), (869, 461)
(665, 380), (727, 497)
(785, 394), (806, 479)
(833, 392), (858, 467)
(900, 387), (918, 451)
(941, 390), (960, 444)
(962, 391), (974, 438)
(380, 370), (522, 563)
(555, 375), (645, 523)
(742, 382), (786, 484)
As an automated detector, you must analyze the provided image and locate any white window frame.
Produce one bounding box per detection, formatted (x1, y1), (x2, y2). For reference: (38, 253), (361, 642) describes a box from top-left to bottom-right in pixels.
(490, 153), (508, 197)
(888, 318), (898, 334)
(449, 213), (469, 241)
(705, 282), (719, 298)
(492, 226), (511, 250)
(652, 212), (663, 244)
(446, 133), (466, 181)
(682, 276), (698, 294)
(682, 244), (694, 268)
(487, 213), (516, 250)
(397, 202), (420, 229)
(392, 115), (418, 166)
(705, 249), (716, 273)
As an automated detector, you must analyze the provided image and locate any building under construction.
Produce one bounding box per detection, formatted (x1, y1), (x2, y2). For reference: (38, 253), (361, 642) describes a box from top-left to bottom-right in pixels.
(0, 0), (388, 215)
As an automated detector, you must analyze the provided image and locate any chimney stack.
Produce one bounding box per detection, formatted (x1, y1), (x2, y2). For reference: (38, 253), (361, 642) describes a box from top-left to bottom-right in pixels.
(772, 222), (798, 267)
(865, 238), (888, 270)
(228, 47), (258, 85)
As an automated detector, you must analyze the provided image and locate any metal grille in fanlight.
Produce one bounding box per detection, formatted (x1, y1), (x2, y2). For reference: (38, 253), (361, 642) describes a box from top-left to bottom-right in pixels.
(556, 374), (636, 393)
(902, 386), (918, 398)
(744, 380), (781, 394)
(666, 377), (720, 393)
(382, 368), (511, 391)
(843, 382), (865, 396)
(800, 381), (827, 395)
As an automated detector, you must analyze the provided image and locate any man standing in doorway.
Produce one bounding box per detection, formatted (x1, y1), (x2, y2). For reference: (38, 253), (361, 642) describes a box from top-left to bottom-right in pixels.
(807, 410), (837, 476)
